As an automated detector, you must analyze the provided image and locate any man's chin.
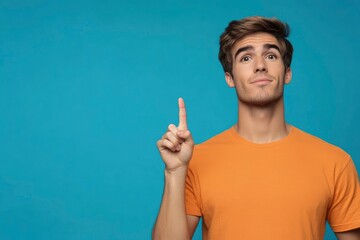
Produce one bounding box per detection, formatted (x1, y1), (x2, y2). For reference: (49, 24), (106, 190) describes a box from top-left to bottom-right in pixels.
(239, 94), (283, 107)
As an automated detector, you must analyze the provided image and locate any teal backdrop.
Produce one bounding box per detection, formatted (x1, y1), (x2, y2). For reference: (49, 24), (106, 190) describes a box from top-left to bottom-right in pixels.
(0, 0), (359, 239)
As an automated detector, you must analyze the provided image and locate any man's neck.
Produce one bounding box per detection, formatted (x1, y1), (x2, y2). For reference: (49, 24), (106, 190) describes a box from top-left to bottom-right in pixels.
(235, 99), (291, 144)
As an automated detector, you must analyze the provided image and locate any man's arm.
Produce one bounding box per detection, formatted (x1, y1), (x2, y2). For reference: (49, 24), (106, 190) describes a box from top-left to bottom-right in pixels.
(152, 98), (197, 239)
(152, 167), (199, 240)
(187, 215), (200, 236)
(335, 228), (360, 240)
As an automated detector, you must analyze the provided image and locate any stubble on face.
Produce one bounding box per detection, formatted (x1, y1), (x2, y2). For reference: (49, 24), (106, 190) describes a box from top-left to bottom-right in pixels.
(236, 72), (286, 107)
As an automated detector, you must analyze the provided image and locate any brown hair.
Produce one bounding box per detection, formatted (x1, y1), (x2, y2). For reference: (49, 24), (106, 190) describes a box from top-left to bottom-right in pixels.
(218, 16), (293, 75)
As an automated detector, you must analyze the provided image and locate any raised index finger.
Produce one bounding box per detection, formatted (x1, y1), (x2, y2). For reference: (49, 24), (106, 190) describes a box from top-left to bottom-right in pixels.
(178, 97), (188, 130)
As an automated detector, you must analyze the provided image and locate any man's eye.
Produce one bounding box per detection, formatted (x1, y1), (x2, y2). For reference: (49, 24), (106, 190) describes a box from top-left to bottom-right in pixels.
(266, 54), (277, 60)
(241, 56), (251, 62)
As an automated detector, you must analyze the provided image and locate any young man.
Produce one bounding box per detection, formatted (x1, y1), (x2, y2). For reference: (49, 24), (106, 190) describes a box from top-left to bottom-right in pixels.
(152, 16), (360, 240)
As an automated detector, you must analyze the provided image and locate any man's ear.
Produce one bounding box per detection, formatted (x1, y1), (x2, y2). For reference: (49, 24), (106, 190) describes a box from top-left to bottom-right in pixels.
(284, 67), (292, 84)
(225, 72), (235, 88)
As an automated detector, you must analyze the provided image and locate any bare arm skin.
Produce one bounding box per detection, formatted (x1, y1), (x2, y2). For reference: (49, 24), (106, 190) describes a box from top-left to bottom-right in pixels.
(335, 228), (360, 240)
(152, 98), (199, 240)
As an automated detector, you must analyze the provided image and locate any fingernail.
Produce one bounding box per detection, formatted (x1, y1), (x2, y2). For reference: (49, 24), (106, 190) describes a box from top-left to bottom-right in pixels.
(176, 145), (181, 151)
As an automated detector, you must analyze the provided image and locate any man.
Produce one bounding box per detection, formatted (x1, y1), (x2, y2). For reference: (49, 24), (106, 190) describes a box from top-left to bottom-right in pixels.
(152, 16), (360, 239)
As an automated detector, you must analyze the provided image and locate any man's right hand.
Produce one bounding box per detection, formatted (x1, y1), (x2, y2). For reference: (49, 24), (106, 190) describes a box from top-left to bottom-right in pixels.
(157, 97), (195, 173)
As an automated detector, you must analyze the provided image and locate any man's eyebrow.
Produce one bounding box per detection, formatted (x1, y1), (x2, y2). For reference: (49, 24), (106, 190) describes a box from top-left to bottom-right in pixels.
(234, 45), (254, 59)
(264, 43), (281, 53)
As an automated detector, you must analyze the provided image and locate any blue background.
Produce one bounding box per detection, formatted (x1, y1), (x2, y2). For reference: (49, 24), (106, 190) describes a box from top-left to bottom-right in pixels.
(1, 0), (359, 239)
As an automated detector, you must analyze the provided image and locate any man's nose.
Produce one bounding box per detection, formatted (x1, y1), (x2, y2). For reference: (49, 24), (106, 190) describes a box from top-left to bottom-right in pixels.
(254, 57), (267, 73)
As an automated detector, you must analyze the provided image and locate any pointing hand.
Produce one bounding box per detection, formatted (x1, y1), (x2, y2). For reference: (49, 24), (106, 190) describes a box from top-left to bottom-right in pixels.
(157, 98), (195, 172)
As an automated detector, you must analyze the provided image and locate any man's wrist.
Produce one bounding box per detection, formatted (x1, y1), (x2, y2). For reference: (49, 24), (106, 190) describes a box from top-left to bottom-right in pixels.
(164, 165), (188, 181)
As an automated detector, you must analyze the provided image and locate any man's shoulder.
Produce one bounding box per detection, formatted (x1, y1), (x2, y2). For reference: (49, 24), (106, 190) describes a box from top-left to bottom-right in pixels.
(189, 126), (234, 169)
(293, 126), (351, 160)
(194, 126), (234, 148)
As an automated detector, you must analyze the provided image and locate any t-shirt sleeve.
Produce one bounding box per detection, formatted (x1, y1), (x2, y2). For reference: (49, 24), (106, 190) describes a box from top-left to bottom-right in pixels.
(327, 157), (360, 232)
(185, 166), (202, 216)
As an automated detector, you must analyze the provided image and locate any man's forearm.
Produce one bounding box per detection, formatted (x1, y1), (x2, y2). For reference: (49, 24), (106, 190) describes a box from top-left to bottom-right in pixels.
(335, 228), (360, 240)
(152, 167), (190, 240)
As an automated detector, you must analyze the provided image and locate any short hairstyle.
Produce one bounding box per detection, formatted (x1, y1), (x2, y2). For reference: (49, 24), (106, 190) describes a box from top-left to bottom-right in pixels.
(218, 16), (293, 75)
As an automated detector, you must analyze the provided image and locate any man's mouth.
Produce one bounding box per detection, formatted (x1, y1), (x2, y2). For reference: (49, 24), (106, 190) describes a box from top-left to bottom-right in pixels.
(250, 78), (273, 85)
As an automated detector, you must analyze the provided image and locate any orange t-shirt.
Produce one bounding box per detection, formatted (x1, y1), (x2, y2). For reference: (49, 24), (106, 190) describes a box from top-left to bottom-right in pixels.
(185, 125), (360, 240)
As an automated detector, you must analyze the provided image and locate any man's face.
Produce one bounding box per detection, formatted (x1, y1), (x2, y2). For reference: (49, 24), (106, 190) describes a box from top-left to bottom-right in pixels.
(225, 32), (292, 106)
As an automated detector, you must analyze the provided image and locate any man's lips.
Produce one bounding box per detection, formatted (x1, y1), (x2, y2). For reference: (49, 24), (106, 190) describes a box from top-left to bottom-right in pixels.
(250, 78), (273, 84)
